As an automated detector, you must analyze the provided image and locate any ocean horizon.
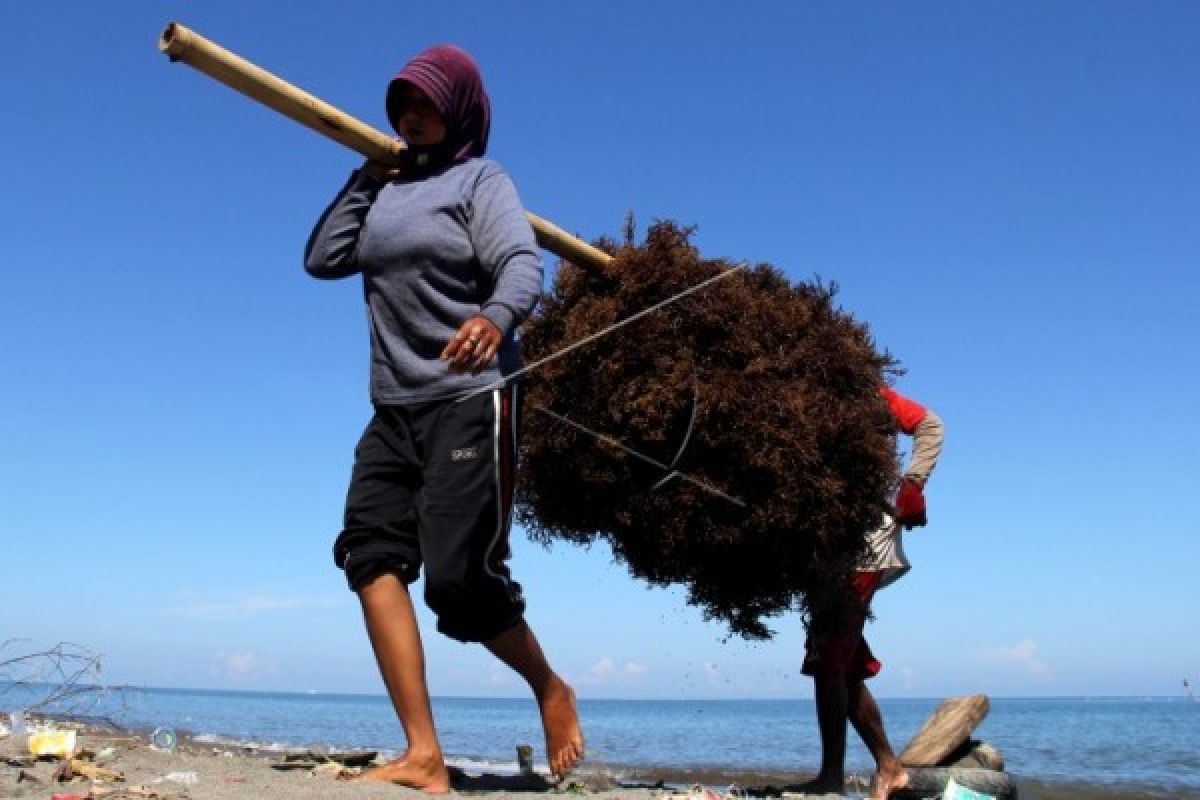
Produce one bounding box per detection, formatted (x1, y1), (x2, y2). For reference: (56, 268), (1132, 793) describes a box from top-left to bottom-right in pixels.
(4, 684), (1198, 797)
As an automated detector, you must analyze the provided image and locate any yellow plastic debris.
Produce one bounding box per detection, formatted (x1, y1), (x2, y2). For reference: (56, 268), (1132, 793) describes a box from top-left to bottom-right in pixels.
(28, 729), (77, 757)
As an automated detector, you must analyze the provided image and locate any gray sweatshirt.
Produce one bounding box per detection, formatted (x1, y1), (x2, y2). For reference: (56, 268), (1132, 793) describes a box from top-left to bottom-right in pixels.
(304, 159), (543, 404)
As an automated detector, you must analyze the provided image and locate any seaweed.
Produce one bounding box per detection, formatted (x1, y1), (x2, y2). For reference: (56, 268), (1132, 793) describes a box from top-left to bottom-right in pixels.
(515, 221), (899, 639)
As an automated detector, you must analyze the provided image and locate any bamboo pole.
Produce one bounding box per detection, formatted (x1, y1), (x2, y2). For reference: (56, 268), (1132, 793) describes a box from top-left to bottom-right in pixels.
(158, 22), (613, 272)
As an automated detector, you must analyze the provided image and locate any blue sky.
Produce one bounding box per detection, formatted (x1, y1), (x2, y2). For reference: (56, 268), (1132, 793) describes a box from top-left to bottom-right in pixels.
(2, 1), (1197, 700)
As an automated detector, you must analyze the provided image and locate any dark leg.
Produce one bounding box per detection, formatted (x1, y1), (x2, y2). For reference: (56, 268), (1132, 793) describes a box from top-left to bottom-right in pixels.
(847, 680), (909, 800)
(791, 666), (850, 794)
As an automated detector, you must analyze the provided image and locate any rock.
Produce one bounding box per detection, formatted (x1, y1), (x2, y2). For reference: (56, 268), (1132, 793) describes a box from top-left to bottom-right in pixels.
(943, 740), (1004, 772)
(898, 767), (1015, 800)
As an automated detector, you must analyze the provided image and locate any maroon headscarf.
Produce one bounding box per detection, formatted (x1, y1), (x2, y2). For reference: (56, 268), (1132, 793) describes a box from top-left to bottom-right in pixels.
(386, 44), (491, 166)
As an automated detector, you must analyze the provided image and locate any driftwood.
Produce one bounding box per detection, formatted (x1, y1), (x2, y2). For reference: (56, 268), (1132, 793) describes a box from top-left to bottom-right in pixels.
(90, 786), (165, 799)
(899, 695), (991, 768)
(56, 757), (125, 783)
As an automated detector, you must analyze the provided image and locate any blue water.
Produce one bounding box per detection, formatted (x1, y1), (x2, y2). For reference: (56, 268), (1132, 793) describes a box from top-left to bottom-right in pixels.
(4, 686), (1198, 795)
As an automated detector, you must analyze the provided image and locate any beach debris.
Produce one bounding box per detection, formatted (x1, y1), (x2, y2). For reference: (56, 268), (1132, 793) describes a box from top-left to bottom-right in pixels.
(55, 757), (125, 783)
(518, 221), (899, 639)
(312, 760), (355, 779)
(328, 749), (378, 767)
(149, 728), (176, 751)
(90, 786), (168, 799)
(270, 749), (378, 777)
(90, 786), (166, 796)
(899, 695), (991, 768)
(517, 743), (535, 775)
(662, 784), (739, 800)
(0, 642), (125, 723)
(29, 728), (78, 758)
(903, 768), (1014, 800)
(155, 770), (198, 785)
(6, 710), (27, 738)
(94, 746), (118, 764)
(942, 777), (998, 800)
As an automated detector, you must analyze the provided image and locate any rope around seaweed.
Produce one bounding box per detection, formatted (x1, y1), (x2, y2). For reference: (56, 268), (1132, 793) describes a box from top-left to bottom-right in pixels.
(455, 262), (748, 403)
(532, 405), (745, 507)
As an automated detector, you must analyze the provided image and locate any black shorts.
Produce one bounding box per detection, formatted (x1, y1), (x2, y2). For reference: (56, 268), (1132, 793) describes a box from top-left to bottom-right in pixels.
(333, 386), (525, 643)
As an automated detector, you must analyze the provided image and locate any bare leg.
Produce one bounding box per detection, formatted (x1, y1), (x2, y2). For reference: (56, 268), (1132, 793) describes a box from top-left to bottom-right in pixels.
(790, 667), (849, 794)
(485, 620), (584, 775)
(847, 680), (909, 800)
(351, 572), (450, 793)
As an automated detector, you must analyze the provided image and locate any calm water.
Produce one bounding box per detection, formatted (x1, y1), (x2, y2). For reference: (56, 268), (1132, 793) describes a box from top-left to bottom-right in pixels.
(3, 686), (1198, 795)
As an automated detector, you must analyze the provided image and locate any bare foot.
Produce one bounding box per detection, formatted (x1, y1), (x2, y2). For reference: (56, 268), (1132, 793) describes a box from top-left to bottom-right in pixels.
(866, 765), (910, 800)
(348, 752), (450, 794)
(538, 678), (584, 775)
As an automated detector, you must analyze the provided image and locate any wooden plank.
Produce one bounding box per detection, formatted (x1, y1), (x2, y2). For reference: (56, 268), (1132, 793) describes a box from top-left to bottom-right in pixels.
(899, 695), (990, 767)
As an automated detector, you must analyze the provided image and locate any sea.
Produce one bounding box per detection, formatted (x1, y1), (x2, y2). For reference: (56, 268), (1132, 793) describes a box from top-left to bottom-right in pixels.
(3, 686), (1198, 798)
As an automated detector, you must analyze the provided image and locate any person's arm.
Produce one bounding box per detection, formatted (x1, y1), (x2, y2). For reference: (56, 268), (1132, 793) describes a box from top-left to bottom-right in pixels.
(443, 165), (543, 373)
(880, 386), (945, 528)
(467, 167), (543, 336)
(905, 409), (944, 484)
(302, 167), (387, 280)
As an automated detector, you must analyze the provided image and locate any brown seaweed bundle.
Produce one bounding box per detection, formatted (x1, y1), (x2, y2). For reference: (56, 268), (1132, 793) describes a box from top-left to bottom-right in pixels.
(515, 222), (900, 639)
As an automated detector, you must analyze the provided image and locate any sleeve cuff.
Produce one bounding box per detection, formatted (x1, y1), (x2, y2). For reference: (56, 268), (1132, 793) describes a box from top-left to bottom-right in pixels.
(480, 303), (516, 336)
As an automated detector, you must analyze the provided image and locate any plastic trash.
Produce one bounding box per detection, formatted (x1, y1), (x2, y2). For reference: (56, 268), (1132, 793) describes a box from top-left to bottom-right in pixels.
(95, 746), (118, 763)
(28, 729), (77, 758)
(150, 727), (177, 750)
(2, 712), (27, 757)
(8, 711), (27, 734)
(943, 778), (997, 800)
(159, 771), (199, 785)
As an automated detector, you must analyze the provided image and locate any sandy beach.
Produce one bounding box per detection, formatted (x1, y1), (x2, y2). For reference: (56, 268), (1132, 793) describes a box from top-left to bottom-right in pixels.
(0, 715), (1172, 800)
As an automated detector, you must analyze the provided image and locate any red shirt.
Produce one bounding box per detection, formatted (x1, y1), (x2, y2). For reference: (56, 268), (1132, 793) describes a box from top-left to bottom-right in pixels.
(879, 386), (926, 434)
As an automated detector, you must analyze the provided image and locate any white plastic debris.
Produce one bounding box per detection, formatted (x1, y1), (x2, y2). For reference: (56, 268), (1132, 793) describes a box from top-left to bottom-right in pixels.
(943, 778), (997, 800)
(157, 771), (199, 785)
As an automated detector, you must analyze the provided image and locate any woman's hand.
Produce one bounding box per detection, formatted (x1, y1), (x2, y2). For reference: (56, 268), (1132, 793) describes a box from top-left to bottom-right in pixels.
(441, 316), (502, 374)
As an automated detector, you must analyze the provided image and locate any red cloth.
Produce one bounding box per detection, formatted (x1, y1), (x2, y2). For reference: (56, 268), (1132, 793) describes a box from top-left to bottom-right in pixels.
(879, 386), (927, 433)
(895, 476), (927, 527)
(802, 571), (885, 680)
